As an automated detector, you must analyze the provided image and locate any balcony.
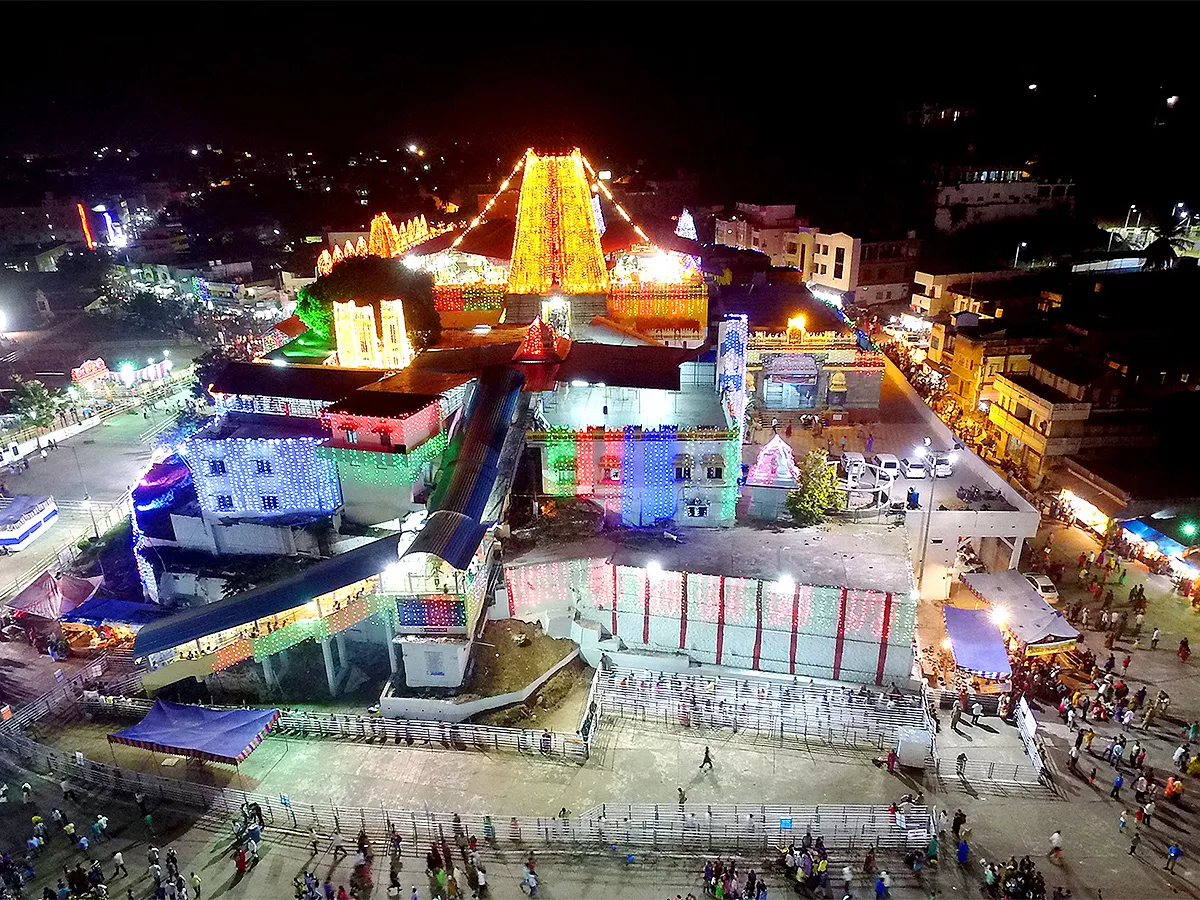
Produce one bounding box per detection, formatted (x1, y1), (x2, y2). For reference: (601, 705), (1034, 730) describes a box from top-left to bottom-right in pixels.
(988, 405), (1082, 457)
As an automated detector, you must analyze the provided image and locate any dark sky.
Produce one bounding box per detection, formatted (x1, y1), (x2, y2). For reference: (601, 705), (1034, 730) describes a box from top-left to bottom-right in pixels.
(9, 8), (1197, 210)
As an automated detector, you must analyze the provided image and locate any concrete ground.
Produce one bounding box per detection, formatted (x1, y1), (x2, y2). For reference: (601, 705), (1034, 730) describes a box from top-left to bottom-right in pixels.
(0, 387), (191, 597)
(1, 757), (929, 900)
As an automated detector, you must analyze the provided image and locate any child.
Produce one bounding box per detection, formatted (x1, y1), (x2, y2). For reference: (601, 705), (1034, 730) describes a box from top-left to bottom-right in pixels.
(1119, 810), (1128, 832)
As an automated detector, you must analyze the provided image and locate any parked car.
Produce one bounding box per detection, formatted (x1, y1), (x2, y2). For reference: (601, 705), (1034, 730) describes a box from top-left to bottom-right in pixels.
(929, 452), (955, 478)
(872, 453), (900, 480)
(1024, 572), (1060, 604)
(899, 456), (927, 478)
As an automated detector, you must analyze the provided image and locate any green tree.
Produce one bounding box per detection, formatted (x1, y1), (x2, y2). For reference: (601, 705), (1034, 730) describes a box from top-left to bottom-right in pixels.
(9, 377), (62, 430)
(784, 450), (842, 526)
(300, 256), (442, 350)
(120, 291), (191, 335)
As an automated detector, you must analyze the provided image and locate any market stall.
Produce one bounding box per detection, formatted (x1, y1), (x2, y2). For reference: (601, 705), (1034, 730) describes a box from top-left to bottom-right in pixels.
(962, 569), (1080, 658)
(942, 605), (1013, 693)
(109, 700), (279, 766)
(60, 595), (171, 651)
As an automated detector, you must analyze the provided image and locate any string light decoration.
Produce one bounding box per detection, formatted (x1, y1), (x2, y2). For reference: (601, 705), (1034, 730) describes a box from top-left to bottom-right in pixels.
(369, 212), (403, 258)
(318, 431), (447, 486)
(321, 400), (441, 452)
(544, 426), (577, 497)
(431, 283), (505, 312)
(76, 203), (95, 250)
(332, 299), (415, 369)
(513, 316), (566, 362)
(675, 208), (698, 241)
(183, 431), (342, 517)
(214, 639), (253, 672)
(642, 426), (678, 522)
(508, 149), (609, 295)
(452, 152), (529, 251)
(575, 429), (594, 497)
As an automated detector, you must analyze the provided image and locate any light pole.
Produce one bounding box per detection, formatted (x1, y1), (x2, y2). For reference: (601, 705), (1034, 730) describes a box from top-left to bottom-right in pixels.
(1013, 242), (1028, 269)
(69, 446), (100, 540)
(1109, 204), (1137, 252)
(914, 438), (963, 598)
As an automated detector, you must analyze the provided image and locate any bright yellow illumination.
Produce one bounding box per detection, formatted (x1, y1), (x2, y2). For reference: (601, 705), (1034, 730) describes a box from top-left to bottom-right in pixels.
(508, 149), (608, 295)
(333, 299), (414, 370)
(991, 607), (1008, 625)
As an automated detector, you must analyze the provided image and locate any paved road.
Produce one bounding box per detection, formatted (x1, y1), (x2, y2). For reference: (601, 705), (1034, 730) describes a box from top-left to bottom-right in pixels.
(0, 390), (191, 598)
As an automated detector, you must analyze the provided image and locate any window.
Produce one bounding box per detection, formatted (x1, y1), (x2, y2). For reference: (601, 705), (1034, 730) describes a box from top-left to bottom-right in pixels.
(216, 495), (234, 511)
(255, 459), (272, 475)
(686, 502), (710, 518)
(706, 466), (723, 480)
(786, 241), (798, 256)
(208, 460), (227, 476)
(931, 335), (940, 349)
(345, 429), (359, 444)
(819, 264), (827, 275)
(675, 465), (692, 481)
(380, 430), (392, 447)
(262, 496), (280, 511)
(835, 247), (845, 264)
(833, 261), (844, 280)
(886, 291), (892, 300)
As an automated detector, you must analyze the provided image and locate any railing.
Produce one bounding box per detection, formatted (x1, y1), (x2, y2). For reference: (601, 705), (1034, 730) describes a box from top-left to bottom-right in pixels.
(930, 754), (1042, 786)
(596, 667), (930, 751)
(0, 726), (927, 853)
(0, 654), (931, 854)
(80, 695), (589, 764)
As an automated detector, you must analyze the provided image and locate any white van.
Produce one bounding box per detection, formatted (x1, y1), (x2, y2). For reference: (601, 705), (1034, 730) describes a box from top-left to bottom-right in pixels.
(899, 456), (927, 479)
(872, 453), (900, 480)
(930, 452), (955, 478)
(841, 451), (867, 481)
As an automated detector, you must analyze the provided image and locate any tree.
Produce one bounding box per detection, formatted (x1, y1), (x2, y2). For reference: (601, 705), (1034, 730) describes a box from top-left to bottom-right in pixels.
(120, 291), (192, 336)
(1141, 207), (1190, 270)
(784, 450), (842, 526)
(299, 256), (442, 349)
(9, 377), (62, 431)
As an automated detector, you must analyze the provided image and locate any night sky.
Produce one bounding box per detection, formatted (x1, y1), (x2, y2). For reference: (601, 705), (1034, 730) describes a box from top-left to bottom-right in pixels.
(10, 10), (1197, 211)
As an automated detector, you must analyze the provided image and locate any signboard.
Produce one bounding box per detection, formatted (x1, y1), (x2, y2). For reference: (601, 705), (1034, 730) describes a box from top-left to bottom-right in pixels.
(279, 794), (292, 808)
(779, 817), (793, 830)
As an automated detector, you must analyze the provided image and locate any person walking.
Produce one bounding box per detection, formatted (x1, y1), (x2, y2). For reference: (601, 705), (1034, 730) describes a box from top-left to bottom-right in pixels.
(1111, 774), (1124, 799)
(1068, 745), (1080, 773)
(1047, 831), (1063, 860)
(1166, 843), (1183, 872)
(1135, 613), (1145, 635)
(956, 752), (967, 777)
(700, 746), (714, 771)
(113, 851), (128, 879)
(1143, 799), (1156, 827)
(970, 701), (983, 726)
(190, 873), (201, 900)
(677, 787), (687, 806)
(1151, 627), (1161, 650)
(1129, 832), (1141, 856)
(1119, 810), (1128, 832)
(950, 705), (962, 732)
(1122, 655), (1132, 676)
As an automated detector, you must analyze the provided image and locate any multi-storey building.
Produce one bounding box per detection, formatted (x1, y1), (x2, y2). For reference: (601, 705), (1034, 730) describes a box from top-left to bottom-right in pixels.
(927, 312), (1056, 411)
(988, 351), (1157, 477)
(933, 166), (1075, 233)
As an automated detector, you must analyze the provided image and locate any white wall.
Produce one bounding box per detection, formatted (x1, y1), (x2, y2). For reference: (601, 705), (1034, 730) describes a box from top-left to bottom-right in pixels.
(398, 638), (472, 688)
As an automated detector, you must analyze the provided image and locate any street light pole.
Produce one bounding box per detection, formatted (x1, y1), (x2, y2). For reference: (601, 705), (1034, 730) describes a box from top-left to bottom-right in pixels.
(1013, 242), (1028, 269)
(69, 446), (100, 540)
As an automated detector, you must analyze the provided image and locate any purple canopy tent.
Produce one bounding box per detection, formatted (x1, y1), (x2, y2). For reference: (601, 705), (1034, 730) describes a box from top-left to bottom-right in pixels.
(108, 700), (279, 765)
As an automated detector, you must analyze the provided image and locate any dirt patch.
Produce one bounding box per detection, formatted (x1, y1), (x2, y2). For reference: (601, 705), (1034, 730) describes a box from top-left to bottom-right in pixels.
(459, 619), (576, 700)
(473, 656), (591, 728)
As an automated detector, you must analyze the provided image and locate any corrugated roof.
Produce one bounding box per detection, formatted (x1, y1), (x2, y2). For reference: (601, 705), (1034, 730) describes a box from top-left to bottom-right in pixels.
(556, 342), (700, 391)
(132, 534), (403, 656)
(430, 367), (525, 521)
(402, 510), (489, 571)
(209, 362), (391, 403)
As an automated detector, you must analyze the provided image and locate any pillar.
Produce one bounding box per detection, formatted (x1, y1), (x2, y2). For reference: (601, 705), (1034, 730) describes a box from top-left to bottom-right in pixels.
(335, 632), (349, 668)
(321, 639), (337, 697)
(383, 621), (399, 675)
(261, 654), (278, 689)
(1009, 536), (1025, 570)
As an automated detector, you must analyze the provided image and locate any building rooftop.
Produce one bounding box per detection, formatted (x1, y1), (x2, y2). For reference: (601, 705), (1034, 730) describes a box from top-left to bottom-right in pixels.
(1028, 350), (1107, 388)
(324, 391), (441, 420)
(506, 522), (914, 595)
(196, 411), (329, 442)
(1000, 372), (1084, 407)
(209, 361), (389, 403)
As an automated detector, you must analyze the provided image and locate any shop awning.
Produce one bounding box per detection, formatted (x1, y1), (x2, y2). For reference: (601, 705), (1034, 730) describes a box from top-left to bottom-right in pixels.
(1051, 470), (1127, 520)
(108, 700), (279, 765)
(1122, 519), (1189, 558)
(961, 569), (1080, 647)
(5, 573), (100, 620)
(943, 606), (1012, 680)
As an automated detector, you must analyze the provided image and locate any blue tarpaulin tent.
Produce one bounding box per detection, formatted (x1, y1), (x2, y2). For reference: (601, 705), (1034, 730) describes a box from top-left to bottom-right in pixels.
(943, 606), (1012, 679)
(61, 596), (172, 630)
(108, 700), (279, 765)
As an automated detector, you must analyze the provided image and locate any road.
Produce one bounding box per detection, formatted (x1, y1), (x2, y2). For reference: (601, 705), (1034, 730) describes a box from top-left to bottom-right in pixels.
(0, 389), (191, 599)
